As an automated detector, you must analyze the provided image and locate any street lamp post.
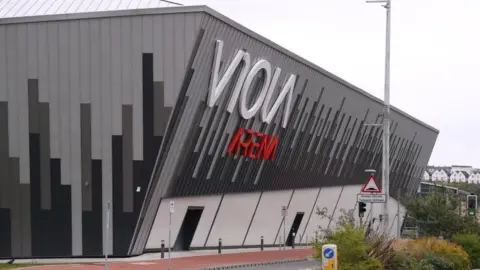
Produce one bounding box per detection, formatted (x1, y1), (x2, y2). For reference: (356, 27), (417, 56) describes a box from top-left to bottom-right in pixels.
(366, 0), (392, 235)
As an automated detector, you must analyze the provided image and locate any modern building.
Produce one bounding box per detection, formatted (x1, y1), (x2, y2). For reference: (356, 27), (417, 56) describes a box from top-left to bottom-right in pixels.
(0, 1), (439, 259)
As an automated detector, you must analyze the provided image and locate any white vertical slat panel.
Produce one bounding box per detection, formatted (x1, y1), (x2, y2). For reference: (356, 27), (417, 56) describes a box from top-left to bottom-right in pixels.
(142, 16), (153, 53)
(79, 20), (91, 104)
(69, 20), (83, 256)
(152, 15), (164, 82)
(172, 14), (185, 105)
(184, 14), (196, 69)
(58, 22), (71, 185)
(27, 23), (38, 80)
(131, 16), (143, 160)
(100, 18), (113, 255)
(47, 22), (60, 158)
(37, 23), (49, 102)
(0, 26), (6, 101)
(17, 24), (30, 184)
(6, 26), (18, 157)
(110, 17), (122, 135)
(162, 15), (174, 107)
(89, 20), (102, 160)
(120, 17), (132, 105)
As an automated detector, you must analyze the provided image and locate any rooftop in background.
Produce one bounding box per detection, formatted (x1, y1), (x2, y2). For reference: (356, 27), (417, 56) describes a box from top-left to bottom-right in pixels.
(0, 0), (183, 18)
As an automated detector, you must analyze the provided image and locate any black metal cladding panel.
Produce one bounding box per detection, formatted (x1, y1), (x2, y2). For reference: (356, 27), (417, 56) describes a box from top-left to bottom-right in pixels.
(149, 14), (438, 200)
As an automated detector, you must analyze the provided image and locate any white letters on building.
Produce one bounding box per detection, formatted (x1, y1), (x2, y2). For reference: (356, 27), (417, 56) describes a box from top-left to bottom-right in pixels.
(208, 40), (296, 128)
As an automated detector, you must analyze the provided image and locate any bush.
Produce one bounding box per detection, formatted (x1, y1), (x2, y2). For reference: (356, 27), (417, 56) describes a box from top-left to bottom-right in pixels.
(452, 233), (480, 267)
(398, 237), (470, 270)
(422, 253), (453, 270)
(390, 252), (435, 270)
(313, 223), (383, 269)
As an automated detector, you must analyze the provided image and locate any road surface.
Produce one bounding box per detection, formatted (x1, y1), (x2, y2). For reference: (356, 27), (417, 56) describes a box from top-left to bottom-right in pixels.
(233, 259), (321, 270)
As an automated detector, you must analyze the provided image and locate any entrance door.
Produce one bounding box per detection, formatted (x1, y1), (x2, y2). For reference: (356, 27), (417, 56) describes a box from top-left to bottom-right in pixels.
(173, 207), (204, 251)
(286, 212), (305, 247)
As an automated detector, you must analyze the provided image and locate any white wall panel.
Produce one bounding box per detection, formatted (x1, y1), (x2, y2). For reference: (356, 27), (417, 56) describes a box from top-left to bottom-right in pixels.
(142, 16), (153, 53)
(244, 190), (292, 245)
(0, 26), (5, 102)
(386, 197), (405, 238)
(330, 185), (361, 229)
(37, 23), (49, 103)
(131, 16), (143, 160)
(59, 22), (71, 185)
(162, 15), (175, 107)
(286, 188), (320, 244)
(207, 192), (261, 247)
(6, 26), (18, 157)
(17, 24), (30, 184)
(152, 16), (164, 82)
(27, 24), (38, 81)
(303, 186), (342, 239)
(173, 14), (185, 104)
(146, 195), (222, 249)
(89, 20), (102, 160)
(120, 17), (133, 105)
(110, 18), (122, 135)
(47, 23), (60, 158)
(100, 18), (113, 255)
(79, 20), (91, 104)
(68, 20), (83, 255)
(189, 196), (223, 248)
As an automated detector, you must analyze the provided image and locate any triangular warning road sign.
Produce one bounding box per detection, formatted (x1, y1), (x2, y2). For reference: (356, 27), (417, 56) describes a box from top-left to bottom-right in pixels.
(361, 176), (382, 193)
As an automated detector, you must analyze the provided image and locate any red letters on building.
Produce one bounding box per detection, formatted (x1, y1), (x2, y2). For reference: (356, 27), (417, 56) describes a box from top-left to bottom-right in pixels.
(226, 128), (279, 160)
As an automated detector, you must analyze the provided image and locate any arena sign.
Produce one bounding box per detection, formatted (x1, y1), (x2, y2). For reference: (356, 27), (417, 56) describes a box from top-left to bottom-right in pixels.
(227, 128), (279, 160)
(207, 40), (297, 128)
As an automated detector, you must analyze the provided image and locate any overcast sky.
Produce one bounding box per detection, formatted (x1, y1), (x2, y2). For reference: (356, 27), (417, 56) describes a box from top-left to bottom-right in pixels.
(179, 0), (480, 168)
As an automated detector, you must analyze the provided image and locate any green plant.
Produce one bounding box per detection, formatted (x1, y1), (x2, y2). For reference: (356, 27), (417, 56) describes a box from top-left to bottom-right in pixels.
(452, 233), (480, 267)
(390, 252), (435, 270)
(422, 253), (453, 270)
(399, 237), (470, 270)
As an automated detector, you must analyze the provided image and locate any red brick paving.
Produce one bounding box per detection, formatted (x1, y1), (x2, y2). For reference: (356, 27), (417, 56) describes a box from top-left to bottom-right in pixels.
(20, 248), (315, 270)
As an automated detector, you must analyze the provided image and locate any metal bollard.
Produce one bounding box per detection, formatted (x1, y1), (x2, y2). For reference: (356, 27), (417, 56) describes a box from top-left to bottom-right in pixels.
(260, 236), (264, 251)
(160, 240), (165, 258)
(218, 238), (222, 254)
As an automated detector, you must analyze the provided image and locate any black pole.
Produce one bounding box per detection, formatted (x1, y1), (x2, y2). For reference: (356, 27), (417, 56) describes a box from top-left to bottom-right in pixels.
(218, 238), (222, 254)
(292, 233), (295, 249)
(160, 240), (165, 258)
(260, 236), (264, 251)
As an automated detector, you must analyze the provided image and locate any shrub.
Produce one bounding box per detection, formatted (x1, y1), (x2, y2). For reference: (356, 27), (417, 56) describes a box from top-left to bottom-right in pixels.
(422, 253), (453, 270)
(399, 237), (470, 270)
(313, 223), (383, 269)
(452, 233), (480, 267)
(390, 252), (435, 270)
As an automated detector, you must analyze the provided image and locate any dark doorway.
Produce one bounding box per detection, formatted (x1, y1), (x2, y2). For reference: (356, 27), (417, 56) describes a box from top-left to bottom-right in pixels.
(286, 212), (305, 246)
(173, 207), (204, 251)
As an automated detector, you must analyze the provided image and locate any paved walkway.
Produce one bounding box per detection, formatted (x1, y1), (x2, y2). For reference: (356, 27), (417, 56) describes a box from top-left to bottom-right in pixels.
(14, 249), (315, 270)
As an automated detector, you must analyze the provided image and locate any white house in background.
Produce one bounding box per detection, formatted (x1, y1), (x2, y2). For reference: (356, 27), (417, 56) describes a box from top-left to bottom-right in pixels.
(431, 168), (450, 181)
(424, 165), (480, 183)
(450, 171), (467, 182)
(423, 171), (431, 181)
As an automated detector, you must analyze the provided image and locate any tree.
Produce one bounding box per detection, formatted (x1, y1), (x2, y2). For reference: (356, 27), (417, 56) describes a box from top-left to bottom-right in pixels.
(403, 192), (480, 239)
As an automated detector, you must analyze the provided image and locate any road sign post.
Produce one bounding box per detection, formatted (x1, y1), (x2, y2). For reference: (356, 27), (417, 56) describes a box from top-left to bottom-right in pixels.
(281, 206), (287, 252)
(168, 200), (175, 270)
(322, 244), (338, 270)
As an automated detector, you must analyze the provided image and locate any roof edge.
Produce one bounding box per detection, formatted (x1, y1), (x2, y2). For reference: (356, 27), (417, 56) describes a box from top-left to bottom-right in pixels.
(200, 7), (439, 134)
(0, 5), (439, 134)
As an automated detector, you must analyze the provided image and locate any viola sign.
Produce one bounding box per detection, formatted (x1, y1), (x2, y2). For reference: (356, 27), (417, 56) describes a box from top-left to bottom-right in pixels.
(208, 40), (297, 128)
(227, 128), (278, 160)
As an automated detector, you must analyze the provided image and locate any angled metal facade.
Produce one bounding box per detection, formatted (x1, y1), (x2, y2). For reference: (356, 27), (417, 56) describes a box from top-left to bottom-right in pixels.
(0, 6), (438, 259)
